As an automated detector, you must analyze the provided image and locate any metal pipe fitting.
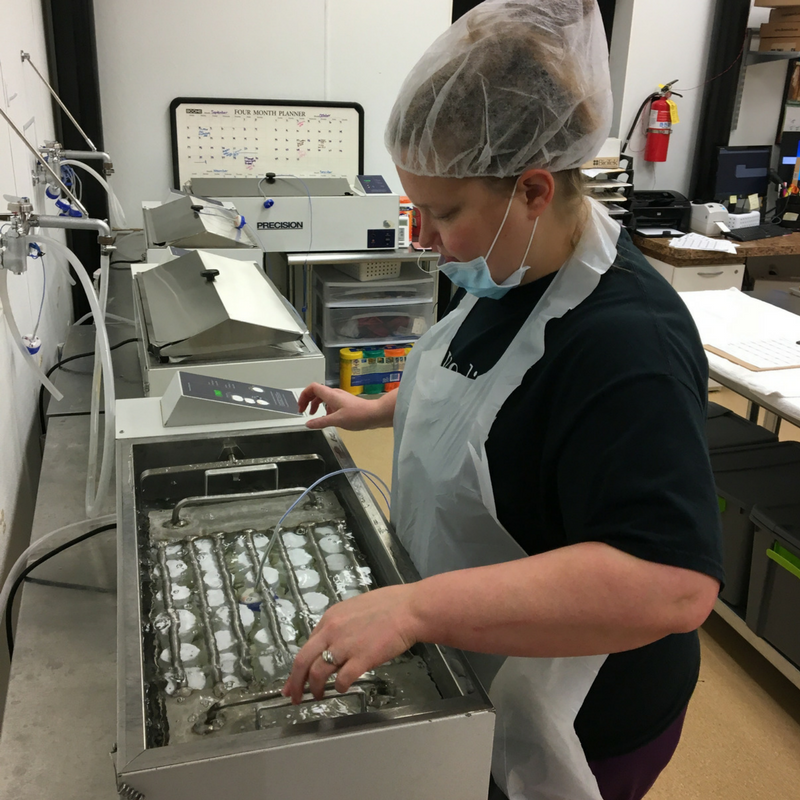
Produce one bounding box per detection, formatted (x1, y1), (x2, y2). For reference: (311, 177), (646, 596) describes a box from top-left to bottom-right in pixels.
(62, 150), (114, 175)
(33, 214), (113, 240)
(169, 487), (309, 528)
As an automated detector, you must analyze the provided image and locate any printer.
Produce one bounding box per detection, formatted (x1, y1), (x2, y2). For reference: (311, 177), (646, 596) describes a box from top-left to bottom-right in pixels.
(632, 190), (692, 236)
(690, 202), (731, 237)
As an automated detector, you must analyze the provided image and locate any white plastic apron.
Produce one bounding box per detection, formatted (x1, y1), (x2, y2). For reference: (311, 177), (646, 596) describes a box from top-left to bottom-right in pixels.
(392, 200), (621, 800)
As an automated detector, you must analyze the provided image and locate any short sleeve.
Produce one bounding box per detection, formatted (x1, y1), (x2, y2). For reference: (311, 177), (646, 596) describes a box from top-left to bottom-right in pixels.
(556, 373), (724, 582)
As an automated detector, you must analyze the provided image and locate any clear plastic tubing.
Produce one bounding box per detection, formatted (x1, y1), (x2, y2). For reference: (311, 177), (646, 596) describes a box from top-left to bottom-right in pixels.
(0, 270), (64, 400)
(60, 159), (128, 230)
(26, 234), (115, 518)
(0, 514), (116, 625)
(85, 250), (111, 517)
(243, 221), (268, 257)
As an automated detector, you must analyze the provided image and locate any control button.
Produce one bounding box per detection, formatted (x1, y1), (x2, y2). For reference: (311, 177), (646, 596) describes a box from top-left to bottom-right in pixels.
(251, 386), (264, 393)
(256, 399), (269, 406)
(244, 397), (256, 404)
(231, 394), (244, 402)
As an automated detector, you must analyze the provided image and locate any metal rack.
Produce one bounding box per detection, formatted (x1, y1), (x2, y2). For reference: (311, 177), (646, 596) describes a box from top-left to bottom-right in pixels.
(732, 28), (800, 132)
(583, 153), (635, 232)
(715, 598), (800, 690)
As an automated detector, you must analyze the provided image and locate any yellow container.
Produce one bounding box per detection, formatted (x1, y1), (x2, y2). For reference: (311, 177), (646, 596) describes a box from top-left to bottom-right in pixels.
(339, 348), (364, 395)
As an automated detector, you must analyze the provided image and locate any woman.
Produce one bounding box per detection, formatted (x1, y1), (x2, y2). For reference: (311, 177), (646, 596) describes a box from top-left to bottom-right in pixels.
(283, 2), (724, 799)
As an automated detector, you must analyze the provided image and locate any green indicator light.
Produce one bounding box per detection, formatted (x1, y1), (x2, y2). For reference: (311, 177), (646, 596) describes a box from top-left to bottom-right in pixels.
(214, 390), (223, 397)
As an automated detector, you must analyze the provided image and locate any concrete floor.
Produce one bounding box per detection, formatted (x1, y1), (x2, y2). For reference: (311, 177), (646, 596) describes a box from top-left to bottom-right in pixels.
(339, 386), (800, 799)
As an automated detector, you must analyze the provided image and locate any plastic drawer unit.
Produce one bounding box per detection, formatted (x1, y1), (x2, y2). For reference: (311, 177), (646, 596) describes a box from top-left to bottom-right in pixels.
(746, 503), (800, 668)
(710, 442), (800, 608)
(705, 402), (779, 452)
(316, 264), (435, 305)
(316, 299), (433, 346)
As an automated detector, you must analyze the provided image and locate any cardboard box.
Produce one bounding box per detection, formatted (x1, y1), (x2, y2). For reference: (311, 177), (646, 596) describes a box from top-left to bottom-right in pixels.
(759, 36), (800, 51)
(581, 137), (620, 170)
(756, 0), (800, 7)
(770, 7), (800, 22)
(761, 21), (800, 37)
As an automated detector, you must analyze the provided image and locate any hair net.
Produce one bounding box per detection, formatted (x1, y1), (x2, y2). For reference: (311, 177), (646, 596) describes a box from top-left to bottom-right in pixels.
(385, 0), (613, 178)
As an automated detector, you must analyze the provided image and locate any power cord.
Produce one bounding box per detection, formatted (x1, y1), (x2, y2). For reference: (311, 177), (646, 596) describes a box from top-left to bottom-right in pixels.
(5, 522), (116, 659)
(38, 337), (140, 435)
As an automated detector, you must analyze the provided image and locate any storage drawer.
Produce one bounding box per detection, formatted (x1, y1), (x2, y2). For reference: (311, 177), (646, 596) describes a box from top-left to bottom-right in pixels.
(644, 256), (743, 291)
(315, 264), (435, 306)
(315, 293), (433, 346)
(321, 343), (342, 386)
(706, 402), (778, 452)
(670, 264), (743, 292)
(711, 442), (800, 607)
(746, 505), (800, 668)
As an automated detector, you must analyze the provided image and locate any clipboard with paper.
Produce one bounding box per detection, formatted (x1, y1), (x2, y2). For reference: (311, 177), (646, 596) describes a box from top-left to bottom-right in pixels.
(704, 338), (800, 372)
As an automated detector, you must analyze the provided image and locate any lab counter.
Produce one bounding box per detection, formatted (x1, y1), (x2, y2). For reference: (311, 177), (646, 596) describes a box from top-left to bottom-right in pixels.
(0, 415), (118, 799)
(1, 258), (140, 797)
(634, 232), (800, 267)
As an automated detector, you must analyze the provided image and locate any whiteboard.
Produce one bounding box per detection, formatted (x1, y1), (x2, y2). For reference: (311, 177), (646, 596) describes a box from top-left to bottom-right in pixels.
(170, 98), (364, 188)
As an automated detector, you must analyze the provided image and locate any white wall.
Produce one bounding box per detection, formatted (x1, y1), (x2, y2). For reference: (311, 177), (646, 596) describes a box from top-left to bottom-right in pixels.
(609, 0), (717, 196)
(0, 1), (73, 719)
(609, 1), (795, 196)
(93, 0), (453, 224)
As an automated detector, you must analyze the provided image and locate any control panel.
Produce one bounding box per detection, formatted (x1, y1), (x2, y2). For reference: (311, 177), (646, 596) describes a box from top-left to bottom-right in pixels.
(161, 371), (302, 427)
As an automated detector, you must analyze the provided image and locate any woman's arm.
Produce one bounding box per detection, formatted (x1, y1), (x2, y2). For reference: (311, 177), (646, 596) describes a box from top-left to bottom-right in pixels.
(406, 541), (719, 657)
(283, 542), (719, 702)
(299, 383), (398, 430)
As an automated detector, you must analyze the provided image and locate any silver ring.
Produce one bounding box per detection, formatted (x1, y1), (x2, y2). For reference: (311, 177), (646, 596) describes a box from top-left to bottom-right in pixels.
(321, 649), (337, 666)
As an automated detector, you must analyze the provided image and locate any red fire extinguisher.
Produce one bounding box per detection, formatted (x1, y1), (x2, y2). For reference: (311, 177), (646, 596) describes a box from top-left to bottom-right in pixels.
(644, 82), (681, 163)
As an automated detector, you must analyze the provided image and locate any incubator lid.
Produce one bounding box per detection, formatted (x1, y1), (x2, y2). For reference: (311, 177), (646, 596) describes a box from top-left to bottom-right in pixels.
(136, 250), (306, 359)
(143, 193), (257, 249)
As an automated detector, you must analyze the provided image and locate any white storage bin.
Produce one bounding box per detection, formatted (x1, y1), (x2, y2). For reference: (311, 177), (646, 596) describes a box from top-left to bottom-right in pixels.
(316, 264), (435, 306)
(334, 261), (402, 281)
(316, 294), (433, 346)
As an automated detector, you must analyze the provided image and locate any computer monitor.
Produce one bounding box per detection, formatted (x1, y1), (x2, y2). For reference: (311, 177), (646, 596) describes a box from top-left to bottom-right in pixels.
(714, 146), (771, 198)
(778, 132), (800, 189)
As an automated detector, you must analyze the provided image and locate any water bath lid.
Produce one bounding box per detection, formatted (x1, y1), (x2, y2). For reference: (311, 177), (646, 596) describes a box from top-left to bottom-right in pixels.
(137, 250), (306, 359)
(144, 193), (256, 249)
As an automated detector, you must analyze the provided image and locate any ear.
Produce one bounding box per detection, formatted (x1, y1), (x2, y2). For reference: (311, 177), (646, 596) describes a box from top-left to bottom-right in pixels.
(517, 169), (555, 219)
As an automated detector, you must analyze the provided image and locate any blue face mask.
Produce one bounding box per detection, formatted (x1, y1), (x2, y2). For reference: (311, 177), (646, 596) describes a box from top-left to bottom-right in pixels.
(428, 181), (539, 300)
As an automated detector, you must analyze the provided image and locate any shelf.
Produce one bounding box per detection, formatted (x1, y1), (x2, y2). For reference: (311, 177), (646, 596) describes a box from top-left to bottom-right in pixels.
(746, 50), (800, 66)
(714, 598), (800, 690)
(585, 180), (633, 190)
(734, 29), (800, 131)
(321, 296), (431, 308)
(287, 249), (439, 266)
(320, 336), (420, 349)
(582, 167), (628, 176)
(592, 193), (629, 204)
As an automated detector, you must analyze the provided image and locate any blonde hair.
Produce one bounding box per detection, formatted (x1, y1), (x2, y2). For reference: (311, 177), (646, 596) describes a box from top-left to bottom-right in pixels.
(484, 169), (586, 210)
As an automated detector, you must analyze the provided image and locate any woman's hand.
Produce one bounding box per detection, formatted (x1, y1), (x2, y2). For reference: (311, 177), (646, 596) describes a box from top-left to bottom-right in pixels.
(282, 584), (420, 703)
(298, 382), (396, 430)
